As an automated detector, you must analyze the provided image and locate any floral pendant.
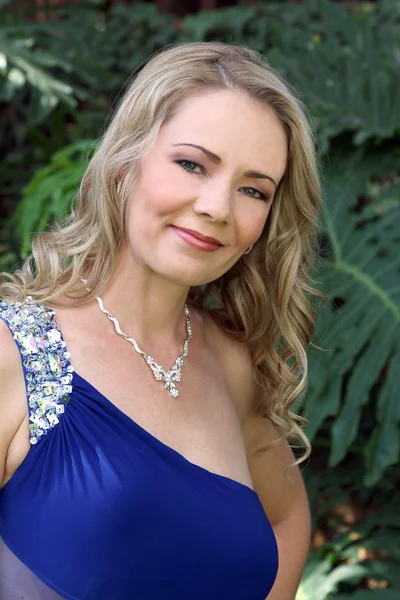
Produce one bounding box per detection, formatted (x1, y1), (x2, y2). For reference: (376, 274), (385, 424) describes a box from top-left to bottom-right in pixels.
(144, 355), (184, 397)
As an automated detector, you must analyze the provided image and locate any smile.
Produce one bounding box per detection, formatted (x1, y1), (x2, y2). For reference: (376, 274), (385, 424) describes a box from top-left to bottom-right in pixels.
(169, 226), (224, 252)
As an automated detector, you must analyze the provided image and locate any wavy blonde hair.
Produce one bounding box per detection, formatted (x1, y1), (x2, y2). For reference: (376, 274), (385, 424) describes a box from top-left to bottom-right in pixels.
(1, 42), (321, 474)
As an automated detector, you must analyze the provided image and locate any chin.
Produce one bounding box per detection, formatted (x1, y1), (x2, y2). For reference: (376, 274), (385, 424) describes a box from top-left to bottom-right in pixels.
(151, 262), (223, 288)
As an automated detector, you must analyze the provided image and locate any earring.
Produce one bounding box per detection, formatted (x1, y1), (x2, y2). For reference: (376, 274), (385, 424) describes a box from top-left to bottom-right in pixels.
(243, 244), (254, 255)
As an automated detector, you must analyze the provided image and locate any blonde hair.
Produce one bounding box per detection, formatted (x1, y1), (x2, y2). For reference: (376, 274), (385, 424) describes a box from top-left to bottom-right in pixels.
(1, 42), (321, 474)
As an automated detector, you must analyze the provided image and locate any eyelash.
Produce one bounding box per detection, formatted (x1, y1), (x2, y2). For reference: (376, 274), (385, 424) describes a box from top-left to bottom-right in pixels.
(175, 159), (269, 202)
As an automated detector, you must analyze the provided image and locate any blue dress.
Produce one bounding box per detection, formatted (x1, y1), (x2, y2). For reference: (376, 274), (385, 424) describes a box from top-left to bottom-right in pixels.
(0, 297), (278, 600)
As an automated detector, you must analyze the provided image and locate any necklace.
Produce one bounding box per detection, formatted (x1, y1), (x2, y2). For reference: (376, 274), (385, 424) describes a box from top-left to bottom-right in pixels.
(80, 278), (192, 398)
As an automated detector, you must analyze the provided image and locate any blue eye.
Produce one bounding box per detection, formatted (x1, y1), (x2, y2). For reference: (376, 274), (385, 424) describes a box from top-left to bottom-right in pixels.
(176, 160), (204, 174)
(175, 160), (269, 202)
(241, 187), (268, 202)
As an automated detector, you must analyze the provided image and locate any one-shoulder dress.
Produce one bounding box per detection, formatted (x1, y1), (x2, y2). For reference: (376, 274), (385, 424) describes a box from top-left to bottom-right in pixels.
(0, 297), (278, 599)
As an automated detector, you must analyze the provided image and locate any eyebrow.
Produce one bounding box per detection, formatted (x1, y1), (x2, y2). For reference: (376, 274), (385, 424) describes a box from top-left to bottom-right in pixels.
(172, 142), (277, 189)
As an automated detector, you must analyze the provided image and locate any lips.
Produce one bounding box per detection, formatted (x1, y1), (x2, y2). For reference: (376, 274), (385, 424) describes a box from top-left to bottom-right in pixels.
(169, 226), (224, 253)
(172, 226), (223, 246)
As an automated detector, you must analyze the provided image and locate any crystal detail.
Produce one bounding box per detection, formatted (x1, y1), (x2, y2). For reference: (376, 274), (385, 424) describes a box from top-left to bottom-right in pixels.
(47, 329), (61, 344)
(31, 360), (44, 372)
(48, 353), (62, 373)
(0, 298), (73, 445)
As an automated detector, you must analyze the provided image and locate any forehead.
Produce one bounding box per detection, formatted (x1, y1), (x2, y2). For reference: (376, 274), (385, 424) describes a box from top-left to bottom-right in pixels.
(158, 89), (288, 180)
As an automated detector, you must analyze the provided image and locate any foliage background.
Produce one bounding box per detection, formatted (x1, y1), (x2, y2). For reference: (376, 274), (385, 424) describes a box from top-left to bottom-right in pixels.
(0, 0), (399, 598)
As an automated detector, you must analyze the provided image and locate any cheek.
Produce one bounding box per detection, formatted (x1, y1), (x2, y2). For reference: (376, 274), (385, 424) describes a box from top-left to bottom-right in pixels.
(123, 178), (188, 244)
(134, 168), (191, 218)
(236, 203), (271, 248)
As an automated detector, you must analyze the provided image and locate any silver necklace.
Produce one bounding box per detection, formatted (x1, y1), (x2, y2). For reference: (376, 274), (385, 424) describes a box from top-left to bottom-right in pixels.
(80, 278), (192, 398)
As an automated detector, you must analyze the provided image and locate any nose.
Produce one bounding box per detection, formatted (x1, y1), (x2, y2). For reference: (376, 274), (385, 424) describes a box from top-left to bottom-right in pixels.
(192, 181), (233, 225)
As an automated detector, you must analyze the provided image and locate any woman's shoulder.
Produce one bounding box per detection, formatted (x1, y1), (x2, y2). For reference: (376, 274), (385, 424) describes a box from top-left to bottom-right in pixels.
(0, 308), (30, 489)
(199, 308), (256, 424)
(0, 314), (24, 374)
(0, 298), (31, 371)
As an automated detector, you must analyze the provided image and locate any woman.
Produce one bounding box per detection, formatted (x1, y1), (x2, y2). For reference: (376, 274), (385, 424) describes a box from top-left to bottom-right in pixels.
(0, 42), (320, 599)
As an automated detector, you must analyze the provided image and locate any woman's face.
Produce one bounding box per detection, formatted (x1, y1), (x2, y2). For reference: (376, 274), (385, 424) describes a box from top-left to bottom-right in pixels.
(123, 89), (288, 287)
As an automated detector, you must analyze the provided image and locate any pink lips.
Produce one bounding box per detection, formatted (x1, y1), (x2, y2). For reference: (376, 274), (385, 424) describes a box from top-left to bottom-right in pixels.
(170, 226), (224, 252)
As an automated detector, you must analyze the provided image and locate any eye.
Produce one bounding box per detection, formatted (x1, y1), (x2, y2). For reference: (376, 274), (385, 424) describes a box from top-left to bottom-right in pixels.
(241, 186), (269, 202)
(175, 159), (204, 174)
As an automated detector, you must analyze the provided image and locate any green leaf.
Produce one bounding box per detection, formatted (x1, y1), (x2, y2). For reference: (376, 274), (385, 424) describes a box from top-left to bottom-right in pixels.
(335, 591), (400, 600)
(330, 321), (395, 466)
(305, 149), (400, 483)
(13, 140), (96, 257)
(296, 550), (367, 600)
(364, 352), (400, 486)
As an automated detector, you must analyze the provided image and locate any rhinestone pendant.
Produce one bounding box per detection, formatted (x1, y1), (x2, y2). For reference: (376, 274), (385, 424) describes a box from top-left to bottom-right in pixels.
(87, 277), (192, 398)
(145, 355), (181, 397)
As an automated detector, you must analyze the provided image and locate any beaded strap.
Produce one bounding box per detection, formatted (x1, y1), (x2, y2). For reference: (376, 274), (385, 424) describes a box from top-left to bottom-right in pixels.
(0, 297), (73, 446)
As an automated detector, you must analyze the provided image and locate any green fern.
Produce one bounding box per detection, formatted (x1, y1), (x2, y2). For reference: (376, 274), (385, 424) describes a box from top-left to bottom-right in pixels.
(335, 592), (400, 600)
(297, 459), (400, 600)
(295, 553), (367, 600)
(0, 29), (85, 124)
(265, 0), (400, 151)
(304, 150), (400, 486)
(13, 140), (96, 258)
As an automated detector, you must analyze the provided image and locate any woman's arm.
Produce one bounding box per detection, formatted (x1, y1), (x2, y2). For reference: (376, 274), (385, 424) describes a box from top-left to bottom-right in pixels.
(206, 318), (311, 598)
(242, 409), (311, 600)
(0, 320), (29, 489)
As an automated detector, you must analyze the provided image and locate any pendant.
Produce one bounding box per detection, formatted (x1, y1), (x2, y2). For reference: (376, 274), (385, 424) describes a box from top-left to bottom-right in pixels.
(144, 355), (184, 397)
(88, 278), (192, 398)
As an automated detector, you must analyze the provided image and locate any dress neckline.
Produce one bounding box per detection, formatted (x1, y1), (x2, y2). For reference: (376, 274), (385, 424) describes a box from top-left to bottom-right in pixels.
(40, 299), (258, 498)
(72, 370), (257, 496)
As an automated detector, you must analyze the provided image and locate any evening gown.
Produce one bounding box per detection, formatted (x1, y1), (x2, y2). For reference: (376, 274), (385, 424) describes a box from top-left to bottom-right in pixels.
(0, 297), (279, 599)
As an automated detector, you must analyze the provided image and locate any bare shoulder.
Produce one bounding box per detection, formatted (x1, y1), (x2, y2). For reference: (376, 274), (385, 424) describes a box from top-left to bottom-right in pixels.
(0, 318), (26, 403)
(0, 319), (29, 487)
(200, 309), (255, 424)
(198, 309), (310, 524)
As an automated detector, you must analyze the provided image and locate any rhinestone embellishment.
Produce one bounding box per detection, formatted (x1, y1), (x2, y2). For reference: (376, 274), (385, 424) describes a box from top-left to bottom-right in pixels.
(0, 297), (72, 445)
